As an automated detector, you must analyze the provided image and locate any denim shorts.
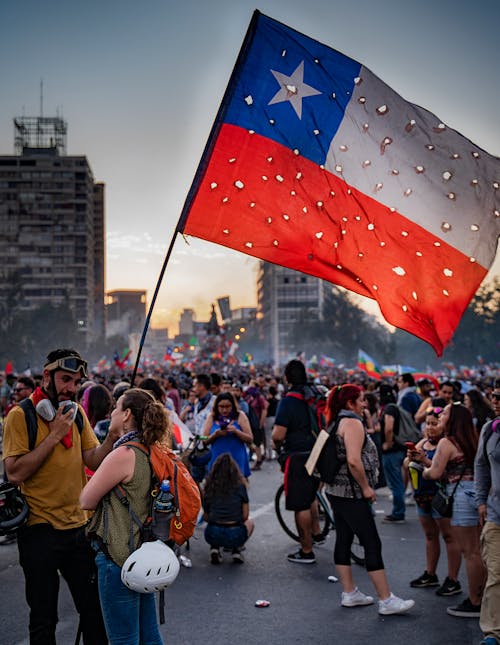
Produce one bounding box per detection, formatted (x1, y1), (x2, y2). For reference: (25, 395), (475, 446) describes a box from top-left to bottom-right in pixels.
(204, 523), (248, 549)
(449, 480), (479, 527)
(416, 499), (444, 520)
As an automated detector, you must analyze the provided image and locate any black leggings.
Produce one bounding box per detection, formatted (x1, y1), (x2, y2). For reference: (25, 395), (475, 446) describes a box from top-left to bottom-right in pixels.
(327, 494), (384, 572)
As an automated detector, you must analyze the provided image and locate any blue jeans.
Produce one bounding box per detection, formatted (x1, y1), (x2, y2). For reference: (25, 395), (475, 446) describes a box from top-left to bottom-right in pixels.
(95, 551), (163, 645)
(204, 523), (248, 549)
(382, 451), (406, 519)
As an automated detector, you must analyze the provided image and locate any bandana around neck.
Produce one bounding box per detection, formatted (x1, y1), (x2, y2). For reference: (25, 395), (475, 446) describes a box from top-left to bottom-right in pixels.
(113, 430), (141, 449)
(32, 386), (74, 449)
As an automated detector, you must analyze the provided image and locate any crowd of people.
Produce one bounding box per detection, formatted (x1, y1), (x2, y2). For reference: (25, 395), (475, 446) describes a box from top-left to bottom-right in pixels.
(0, 349), (499, 645)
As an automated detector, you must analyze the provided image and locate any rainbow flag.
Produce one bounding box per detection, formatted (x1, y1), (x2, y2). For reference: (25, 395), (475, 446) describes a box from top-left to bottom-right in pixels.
(357, 349), (382, 380)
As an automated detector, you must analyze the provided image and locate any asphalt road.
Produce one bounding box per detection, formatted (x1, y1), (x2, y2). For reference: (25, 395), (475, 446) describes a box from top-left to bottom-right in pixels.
(0, 461), (484, 645)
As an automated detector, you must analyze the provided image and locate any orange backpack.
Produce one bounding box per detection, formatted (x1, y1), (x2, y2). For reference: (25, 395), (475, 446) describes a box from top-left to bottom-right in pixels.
(117, 441), (201, 546)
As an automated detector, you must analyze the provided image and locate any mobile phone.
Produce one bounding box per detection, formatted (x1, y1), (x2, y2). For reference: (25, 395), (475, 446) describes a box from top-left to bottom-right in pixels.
(404, 441), (416, 450)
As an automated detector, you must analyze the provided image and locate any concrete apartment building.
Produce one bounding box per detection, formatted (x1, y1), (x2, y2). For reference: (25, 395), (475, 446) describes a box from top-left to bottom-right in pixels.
(257, 261), (334, 366)
(0, 115), (105, 344)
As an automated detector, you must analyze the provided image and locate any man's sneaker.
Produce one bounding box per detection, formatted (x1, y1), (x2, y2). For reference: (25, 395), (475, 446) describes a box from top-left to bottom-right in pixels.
(446, 597), (481, 617)
(287, 549), (316, 564)
(410, 571), (439, 588)
(378, 593), (415, 615)
(232, 548), (244, 564)
(382, 515), (406, 524)
(341, 588), (375, 607)
(312, 533), (326, 546)
(210, 548), (222, 564)
(480, 638), (499, 645)
(436, 577), (462, 596)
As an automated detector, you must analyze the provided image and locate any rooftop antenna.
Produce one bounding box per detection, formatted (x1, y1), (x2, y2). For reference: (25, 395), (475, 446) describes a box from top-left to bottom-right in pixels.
(40, 78), (43, 118)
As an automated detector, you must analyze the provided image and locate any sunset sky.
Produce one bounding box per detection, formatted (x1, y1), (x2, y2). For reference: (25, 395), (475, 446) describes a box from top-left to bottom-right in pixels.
(1, 0), (498, 336)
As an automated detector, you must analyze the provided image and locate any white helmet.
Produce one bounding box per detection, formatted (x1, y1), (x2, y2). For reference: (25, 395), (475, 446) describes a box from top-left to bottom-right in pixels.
(121, 541), (180, 593)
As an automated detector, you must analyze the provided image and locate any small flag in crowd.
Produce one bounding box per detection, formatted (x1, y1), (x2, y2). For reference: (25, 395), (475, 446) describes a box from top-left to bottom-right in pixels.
(179, 11), (499, 356)
(357, 349), (382, 380)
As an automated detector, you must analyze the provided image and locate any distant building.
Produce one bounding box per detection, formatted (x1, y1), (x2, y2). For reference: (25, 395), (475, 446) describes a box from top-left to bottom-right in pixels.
(0, 115), (105, 343)
(178, 308), (196, 336)
(231, 306), (257, 323)
(143, 327), (169, 358)
(105, 289), (146, 339)
(257, 261), (334, 365)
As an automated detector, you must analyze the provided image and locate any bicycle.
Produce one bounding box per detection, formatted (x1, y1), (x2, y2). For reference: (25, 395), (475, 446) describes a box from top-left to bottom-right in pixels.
(274, 483), (365, 566)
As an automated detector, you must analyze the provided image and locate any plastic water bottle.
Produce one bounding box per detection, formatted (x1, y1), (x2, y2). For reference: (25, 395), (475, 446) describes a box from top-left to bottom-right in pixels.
(152, 480), (175, 541)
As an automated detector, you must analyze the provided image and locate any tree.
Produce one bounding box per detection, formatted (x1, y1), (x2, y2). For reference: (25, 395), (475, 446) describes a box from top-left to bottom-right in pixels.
(287, 286), (394, 364)
(393, 277), (500, 367)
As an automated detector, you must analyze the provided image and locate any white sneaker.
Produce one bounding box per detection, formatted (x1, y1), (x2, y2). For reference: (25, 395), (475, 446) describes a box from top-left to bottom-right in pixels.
(378, 593), (415, 615)
(341, 588), (375, 607)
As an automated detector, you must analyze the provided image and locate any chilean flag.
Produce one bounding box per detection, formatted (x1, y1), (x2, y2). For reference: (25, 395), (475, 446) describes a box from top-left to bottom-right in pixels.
(179, 11), (499, 356)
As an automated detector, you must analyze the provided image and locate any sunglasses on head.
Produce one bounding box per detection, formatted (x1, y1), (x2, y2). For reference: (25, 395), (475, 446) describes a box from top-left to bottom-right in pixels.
(426, 406), (443, 416)
(44, 356), (88, 378)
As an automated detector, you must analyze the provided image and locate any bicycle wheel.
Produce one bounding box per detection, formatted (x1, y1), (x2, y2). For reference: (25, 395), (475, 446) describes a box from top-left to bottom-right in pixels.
(274, 484), (331, 542)
(350, 535), (365, 567)
(321, 492), (366, 566)
(275, 484), (299, 540)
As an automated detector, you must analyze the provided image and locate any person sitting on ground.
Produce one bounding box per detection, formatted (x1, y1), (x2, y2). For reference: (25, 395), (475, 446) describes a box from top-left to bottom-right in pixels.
(203, 453), (254, 564)
(405, 406), (462, 596)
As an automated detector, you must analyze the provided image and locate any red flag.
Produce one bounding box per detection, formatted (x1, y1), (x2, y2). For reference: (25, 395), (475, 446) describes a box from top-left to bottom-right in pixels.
(179, 11), (499, 356)
(4, 361), (14, 375)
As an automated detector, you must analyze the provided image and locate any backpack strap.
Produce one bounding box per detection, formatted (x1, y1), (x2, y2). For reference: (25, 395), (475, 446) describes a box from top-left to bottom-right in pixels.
(286, 391), (321, 437)
(19, 399), (84, 452)
(19, 398), (38, 451)
(112, 442), (155, 550)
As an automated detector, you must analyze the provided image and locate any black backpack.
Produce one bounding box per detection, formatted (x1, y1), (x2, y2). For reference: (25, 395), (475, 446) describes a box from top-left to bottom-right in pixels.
(314, 411), (363, 484)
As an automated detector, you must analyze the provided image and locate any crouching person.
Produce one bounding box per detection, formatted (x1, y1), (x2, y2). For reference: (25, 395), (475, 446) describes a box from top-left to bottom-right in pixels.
(203, 453), (254, 564)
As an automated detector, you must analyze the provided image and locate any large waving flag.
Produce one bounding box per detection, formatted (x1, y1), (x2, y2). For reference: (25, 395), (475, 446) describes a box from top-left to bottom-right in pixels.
(357, 349), (382, 380)
(179, 11), (499, 356)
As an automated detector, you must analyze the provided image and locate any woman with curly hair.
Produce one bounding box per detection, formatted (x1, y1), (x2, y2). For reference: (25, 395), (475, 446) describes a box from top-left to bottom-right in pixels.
(203, 453), (254, 564)
(81, 388), (173, 645)
(423, 402), (487, 618)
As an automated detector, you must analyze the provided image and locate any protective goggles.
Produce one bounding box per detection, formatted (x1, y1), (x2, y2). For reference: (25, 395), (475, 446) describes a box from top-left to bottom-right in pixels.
(44, 357), (88, 378)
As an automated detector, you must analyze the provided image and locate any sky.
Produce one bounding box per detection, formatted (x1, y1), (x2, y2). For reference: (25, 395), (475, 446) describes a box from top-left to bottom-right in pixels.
(1, 0), (499, 336)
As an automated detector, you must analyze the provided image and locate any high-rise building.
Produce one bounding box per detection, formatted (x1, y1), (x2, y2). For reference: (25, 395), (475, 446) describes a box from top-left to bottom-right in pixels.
(257, 261), (334, 365)
(0, 115), (105, 344)
(178, 308), (196, 336)
(105, 290), (146, 339)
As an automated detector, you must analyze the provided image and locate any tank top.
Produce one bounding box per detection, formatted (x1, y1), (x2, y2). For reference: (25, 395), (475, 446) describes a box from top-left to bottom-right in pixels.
(87, 446), (152, 566)
(325, 425), (379, 499)
(446, 455), (474, 484)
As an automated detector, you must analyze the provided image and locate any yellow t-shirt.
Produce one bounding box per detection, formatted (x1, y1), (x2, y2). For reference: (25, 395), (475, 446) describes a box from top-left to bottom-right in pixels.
(3, 399), (100, 529)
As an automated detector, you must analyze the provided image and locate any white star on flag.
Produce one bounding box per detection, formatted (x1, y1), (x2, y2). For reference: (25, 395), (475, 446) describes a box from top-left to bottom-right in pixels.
(268, 61), (321, 119)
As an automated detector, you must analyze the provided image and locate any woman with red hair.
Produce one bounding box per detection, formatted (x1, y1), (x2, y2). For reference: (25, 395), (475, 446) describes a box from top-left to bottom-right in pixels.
(324, 384), (415, 615)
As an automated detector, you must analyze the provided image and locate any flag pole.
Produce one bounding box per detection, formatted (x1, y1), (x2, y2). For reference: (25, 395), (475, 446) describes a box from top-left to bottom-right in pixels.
(130, 229), (180, 386)
(130, 11), (262, 385)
